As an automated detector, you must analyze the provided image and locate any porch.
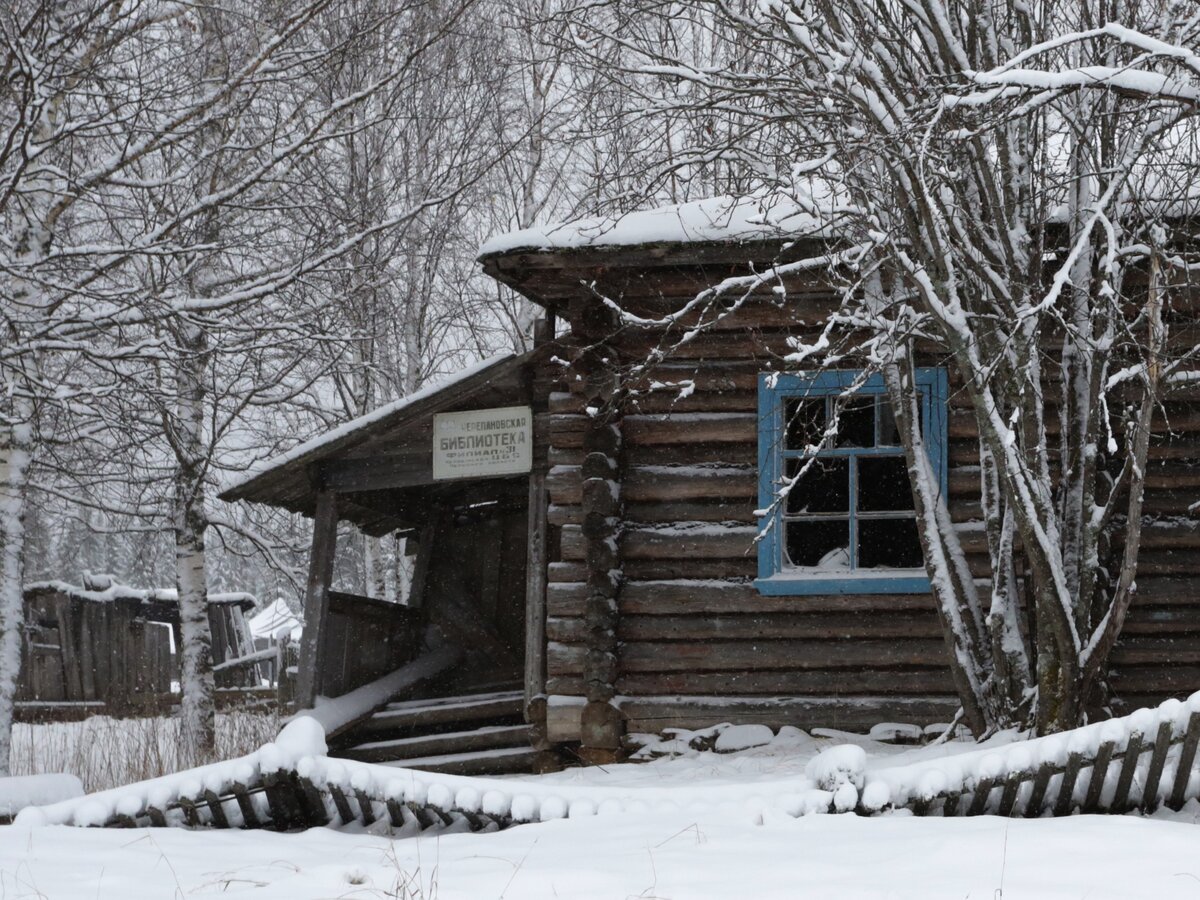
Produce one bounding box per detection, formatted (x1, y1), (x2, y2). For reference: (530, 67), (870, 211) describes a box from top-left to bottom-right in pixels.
(220, 348), (554, 774)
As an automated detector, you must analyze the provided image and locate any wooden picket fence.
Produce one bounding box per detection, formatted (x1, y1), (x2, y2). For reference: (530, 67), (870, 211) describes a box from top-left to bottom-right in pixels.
(23, 696), (1200, 833)
(887, 706), (1200, 819)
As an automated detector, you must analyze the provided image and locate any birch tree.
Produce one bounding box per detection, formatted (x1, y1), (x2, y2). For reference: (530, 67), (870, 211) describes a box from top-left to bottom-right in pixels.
(570, 0), (1200, 733)
(0, 0), (487, 769)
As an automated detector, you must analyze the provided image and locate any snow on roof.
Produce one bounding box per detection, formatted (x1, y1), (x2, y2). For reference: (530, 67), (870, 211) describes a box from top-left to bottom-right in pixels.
(248, 598), (303, 640)
(222, 352), (514, 496)
(481, 170), (1200, 260)
(25, 580), (255, 607)
(478, 191), (843, 257)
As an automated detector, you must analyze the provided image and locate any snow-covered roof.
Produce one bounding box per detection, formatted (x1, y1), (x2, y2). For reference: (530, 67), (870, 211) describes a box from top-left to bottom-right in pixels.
(481, 175), (1200, 261)
(220, 350), (540, 532)
(478, 192), (841, 257)
(222, 352), (515, 499)
(248, 598), (303, 641)
(25, 580), (256, 608)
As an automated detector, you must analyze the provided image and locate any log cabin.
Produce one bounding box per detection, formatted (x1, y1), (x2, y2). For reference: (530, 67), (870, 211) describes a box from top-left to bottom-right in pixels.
(222, 194), (1200, 772)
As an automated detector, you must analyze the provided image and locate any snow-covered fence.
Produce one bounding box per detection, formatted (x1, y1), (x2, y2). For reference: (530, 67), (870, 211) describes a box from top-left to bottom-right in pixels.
(862, 695), (1200, 818)
(15, 694), (1200, 833)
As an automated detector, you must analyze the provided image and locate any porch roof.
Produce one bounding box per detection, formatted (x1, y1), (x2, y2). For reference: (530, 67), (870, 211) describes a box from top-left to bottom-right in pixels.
(219, 351), (538, 535)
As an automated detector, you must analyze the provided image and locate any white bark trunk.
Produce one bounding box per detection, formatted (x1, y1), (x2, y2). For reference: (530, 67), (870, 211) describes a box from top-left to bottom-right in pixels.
(0, 413), (32, 777)
(174, 325), (215, 767)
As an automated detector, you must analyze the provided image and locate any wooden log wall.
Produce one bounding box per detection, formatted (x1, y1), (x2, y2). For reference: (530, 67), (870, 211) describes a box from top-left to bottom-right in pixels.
(530, 257), (1200, 742)
(575, 313), (625, 761)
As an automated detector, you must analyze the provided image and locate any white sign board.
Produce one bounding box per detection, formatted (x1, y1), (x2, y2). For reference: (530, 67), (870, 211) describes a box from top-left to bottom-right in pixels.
(432, 405), (533, 480)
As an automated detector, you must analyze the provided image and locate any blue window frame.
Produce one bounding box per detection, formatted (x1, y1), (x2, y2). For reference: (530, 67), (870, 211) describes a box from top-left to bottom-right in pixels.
(756, 369), (948, 595)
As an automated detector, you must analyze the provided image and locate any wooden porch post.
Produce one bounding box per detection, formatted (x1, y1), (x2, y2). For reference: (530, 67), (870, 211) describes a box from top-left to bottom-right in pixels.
(524, 471), (548, 713)
(296, 489), (338, 709)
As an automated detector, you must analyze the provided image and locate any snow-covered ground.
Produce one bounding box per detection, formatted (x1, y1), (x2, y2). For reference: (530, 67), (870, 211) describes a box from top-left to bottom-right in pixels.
(6, 719), (1200, 897)
(4, 801), (1200, 898)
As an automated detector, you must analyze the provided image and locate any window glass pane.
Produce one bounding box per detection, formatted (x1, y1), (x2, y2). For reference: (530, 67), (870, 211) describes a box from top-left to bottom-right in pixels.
(857, 456), (914, 512)
(786, 519), (850, 569)
(858, 518), (924, 568)
(785, 457), (849, 514)
(785, 398), (827, 450)
(834, 397), (875, 448)
(877, 398), (900, 446)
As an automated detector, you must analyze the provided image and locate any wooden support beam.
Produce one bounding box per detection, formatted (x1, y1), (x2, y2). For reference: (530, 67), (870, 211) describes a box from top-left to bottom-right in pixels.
(524, 471), (548, 713)
(296, 489), (339, 709)
(407, 513), (443, 609)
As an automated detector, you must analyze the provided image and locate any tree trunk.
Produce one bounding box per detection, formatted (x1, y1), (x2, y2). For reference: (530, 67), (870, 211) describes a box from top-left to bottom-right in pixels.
(174, 324), (215, 767)
(0, 411), (32, 777)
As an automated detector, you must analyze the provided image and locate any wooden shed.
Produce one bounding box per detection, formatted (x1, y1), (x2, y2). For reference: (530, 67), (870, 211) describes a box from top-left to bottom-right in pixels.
(225, 195), (1200, 771)
(17, 580), (257, 719)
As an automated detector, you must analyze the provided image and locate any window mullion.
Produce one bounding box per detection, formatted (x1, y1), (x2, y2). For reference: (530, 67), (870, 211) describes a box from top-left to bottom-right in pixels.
(848, 451), (858, 571)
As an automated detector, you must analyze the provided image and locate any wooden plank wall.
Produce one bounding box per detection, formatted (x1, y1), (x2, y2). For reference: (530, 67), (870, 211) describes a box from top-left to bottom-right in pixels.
(19, 589), (245, 713)
(317, 592), (421, 698)
(535, 262), (1200, 741)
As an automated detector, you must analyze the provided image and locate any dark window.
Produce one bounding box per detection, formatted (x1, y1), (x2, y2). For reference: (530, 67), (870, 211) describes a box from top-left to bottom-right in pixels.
(757, 370), (948, 595)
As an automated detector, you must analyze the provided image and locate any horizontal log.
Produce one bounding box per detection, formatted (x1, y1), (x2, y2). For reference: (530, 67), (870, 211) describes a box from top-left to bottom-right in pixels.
(622, 559), (758, 579)
(546, 700), (584, 743)
(624, 413), (756, 446)
(624, 443), (756, 467)
(1132, 577), (1200, 605)
(548, 561), (588, 583)
(1111, 635), (1200, 665)
(549, 611), (945, 643)
(548, 503), (582, 526)
(548, 447), (585, 467)
(548, 414), (588, 449)
(546, 675), (586, 695)
(620, 639), (951, 672)
(625, 500), (755, 524)
(1122, 606), (1200, 634)
(1129, 554), (1200, 576)
(559, 523), (756, 562)
(561, 471), (756, 511)
(549, 392), (587, 415)
(624, 365), (762, 393)
(1122, 520), (1200, 550)
(546, 641), (585, 676)
(1147, 437), (1200, 460)
(620, 695), (961, 733)
(546, 580), (940, 616)
(627, 391), (756, 415)
(627, 611), (945, 641)
(618, 668), (957, 696)
(1142, 490), (1200, 516)
(625, 466), (757, 502)
(1110, 665), (1200, 694)
(546, 465), (581, 505)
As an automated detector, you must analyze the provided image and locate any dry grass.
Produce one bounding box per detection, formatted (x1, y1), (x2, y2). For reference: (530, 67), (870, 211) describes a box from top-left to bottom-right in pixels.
(9, 710), (281, 792)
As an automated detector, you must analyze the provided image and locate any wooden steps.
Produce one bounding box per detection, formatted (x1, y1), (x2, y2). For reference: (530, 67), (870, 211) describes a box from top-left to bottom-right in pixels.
(342, 724), (531, 763)
(356, 690), (524, 738)
(331, 687), (534, 775)
(378, 745), (540, 776)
